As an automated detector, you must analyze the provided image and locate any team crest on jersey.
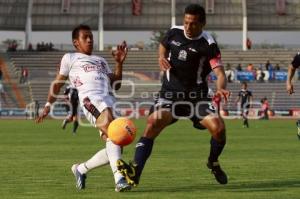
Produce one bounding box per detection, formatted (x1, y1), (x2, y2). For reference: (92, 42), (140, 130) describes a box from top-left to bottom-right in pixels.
(73, 76), (83, 87)
(178, 50), (187, 61)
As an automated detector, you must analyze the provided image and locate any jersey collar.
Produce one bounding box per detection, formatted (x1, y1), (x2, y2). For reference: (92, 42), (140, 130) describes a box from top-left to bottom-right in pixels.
(183, 29), (203, 40)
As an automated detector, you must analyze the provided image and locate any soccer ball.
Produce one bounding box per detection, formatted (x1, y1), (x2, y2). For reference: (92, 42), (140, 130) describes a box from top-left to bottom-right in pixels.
(108, 117), (137, 146)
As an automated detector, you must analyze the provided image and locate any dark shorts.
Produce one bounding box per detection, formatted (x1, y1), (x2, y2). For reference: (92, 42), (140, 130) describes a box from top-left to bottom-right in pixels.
(149, 97), (216, 130)
(241, 104), (250, 116)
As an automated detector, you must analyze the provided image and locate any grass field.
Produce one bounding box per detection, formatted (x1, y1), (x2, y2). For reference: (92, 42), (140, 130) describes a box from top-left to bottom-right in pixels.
(0, 119), (299, 199)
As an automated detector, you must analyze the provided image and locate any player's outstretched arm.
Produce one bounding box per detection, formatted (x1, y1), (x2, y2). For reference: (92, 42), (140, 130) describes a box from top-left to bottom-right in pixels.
(213, 66), (230, 103)
(36, 74), (67, 123)
(110, 41), (128, 90)
(286, 65), (296, 95)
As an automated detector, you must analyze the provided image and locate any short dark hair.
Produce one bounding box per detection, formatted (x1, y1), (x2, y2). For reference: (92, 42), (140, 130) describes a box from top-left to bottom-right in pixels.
(72, 24), (91, 40)
(184, 4), (206, 24)
(242, 82), (247, 86)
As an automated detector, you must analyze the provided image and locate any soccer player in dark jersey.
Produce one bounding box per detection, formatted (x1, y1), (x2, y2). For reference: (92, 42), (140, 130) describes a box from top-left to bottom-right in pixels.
(286, 52), (300, 139)
(62, 86), (79, 133)
(235, 82), (253, 128)
(117, 4), (230, 187)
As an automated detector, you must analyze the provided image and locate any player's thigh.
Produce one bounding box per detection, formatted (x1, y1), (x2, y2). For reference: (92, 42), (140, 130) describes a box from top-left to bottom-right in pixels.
(95, 108), (114, 132)
(200, 114), (226, 141)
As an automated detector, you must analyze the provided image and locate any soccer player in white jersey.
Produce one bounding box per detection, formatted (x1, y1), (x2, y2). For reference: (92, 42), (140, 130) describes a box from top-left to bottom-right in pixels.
(36, 24), (131, 192)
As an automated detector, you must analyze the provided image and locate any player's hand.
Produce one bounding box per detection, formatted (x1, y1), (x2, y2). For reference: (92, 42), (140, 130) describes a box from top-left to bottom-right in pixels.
(112, 41), (128, 64)
(159, 57), (171, 71)
(36, 106), (50, 123)
(215, 89), (230, 103)
(286, 82), (294, 95)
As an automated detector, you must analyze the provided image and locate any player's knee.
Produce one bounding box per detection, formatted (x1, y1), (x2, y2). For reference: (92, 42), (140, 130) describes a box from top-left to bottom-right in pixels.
(143, 117), (164, 138)
(211, 124), (226, 143)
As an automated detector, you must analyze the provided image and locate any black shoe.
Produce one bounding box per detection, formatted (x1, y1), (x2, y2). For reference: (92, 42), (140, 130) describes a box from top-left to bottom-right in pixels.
(207, 161), (228, 184)
(116, 159), (139, 186)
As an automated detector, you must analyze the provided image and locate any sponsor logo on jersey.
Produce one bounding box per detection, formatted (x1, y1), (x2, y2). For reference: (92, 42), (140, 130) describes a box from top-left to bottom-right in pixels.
(188, 47), (198, 53)
(171, 40), (181, 46)
(81, 63), (109, 74)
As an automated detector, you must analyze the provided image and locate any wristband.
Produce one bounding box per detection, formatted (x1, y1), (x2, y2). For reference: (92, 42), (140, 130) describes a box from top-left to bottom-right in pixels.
(45, 102), (52, 107)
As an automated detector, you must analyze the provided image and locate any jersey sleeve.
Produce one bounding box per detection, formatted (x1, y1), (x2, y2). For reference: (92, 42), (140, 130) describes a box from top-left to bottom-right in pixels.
(238, 91), (242, 97)
(59, 53), (71, 76)
(291, 53), (300, 68)
(160, 29), (173, 50)
(208, 43), (223, 70)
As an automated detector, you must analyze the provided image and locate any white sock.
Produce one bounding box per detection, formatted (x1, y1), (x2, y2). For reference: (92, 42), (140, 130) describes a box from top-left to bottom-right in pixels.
(77, 148), (109, 174)
(106, 140), (123, 184)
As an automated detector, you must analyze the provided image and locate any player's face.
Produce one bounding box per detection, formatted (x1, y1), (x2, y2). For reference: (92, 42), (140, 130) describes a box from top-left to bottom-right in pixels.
(183, 14), (203, 38)
(73, 29), (93, 55)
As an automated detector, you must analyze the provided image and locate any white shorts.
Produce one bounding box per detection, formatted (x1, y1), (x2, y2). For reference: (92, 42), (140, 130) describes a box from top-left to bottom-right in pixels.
(81, 95), (120, 127)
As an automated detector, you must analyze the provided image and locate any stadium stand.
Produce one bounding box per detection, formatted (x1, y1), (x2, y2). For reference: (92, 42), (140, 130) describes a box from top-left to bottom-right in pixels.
(2, 49), (299, 117)
(1, 0), (300, 31)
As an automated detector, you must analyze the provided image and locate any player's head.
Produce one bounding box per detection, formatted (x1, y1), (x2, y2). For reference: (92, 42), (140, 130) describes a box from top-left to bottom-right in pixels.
(241, 82), (247, 89)
(183, 4), (206, 38)
(72, 24), (93, 55)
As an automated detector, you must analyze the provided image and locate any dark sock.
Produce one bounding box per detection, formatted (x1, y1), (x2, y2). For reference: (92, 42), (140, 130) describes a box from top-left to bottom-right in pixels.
(73, 121), (79, 133)
(208, 137), (226, 163)
(133, 137), (154, 180)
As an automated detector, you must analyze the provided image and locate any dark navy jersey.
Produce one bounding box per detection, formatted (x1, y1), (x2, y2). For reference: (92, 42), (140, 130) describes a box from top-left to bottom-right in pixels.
(238, 89), (252, 107)
(291, 52), (300, 68)
(160, 26), (223, 95)
(64, 86), (79, 103)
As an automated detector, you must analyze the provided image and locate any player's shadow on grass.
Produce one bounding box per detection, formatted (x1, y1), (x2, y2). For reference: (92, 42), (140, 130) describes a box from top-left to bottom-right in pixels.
(133, 179), (300, 193)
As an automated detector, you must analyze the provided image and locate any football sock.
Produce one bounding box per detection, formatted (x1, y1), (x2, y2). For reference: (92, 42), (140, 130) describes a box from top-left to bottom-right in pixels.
(134, 137), (154, 178)
(77, 148), (109, 174)
(73, 121), (79, 133)
(106, 140), (123, 184)
(208, 137), (226, 163)
(245, 119), (249, 127)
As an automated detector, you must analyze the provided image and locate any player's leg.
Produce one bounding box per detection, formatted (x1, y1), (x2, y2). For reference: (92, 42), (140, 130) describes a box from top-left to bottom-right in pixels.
(96, 108), (131, 190)
(296, 120), (300, 140)
(71, 102), (79, 133)
(72, 97), (129, 191)
(242, 109), (249, 128)
(200, 114), (228, 184)
(72, 142), (108, 189)
(62, 115), (72, 129)
(117, 108), (173, 186)
(62, 103), (71, 129)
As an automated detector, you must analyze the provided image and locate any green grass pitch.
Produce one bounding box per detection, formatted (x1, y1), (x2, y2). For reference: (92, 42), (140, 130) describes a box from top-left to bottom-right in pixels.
(0, 119), (299, 199)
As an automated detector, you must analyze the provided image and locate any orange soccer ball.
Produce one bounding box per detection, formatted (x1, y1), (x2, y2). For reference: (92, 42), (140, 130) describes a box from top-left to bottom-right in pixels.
(108, 117), (137, 146)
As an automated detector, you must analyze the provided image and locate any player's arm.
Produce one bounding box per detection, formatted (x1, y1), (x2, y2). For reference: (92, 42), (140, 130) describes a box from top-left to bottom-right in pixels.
(109, 41), (128, 90)
(213, 66), (230, 103)
(249, 94), (253, 108)
(234, 95), (241, 105)
(286, 64), (296, 95)
(158, 44), (171, 71)
(36, 74), (67, 123)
